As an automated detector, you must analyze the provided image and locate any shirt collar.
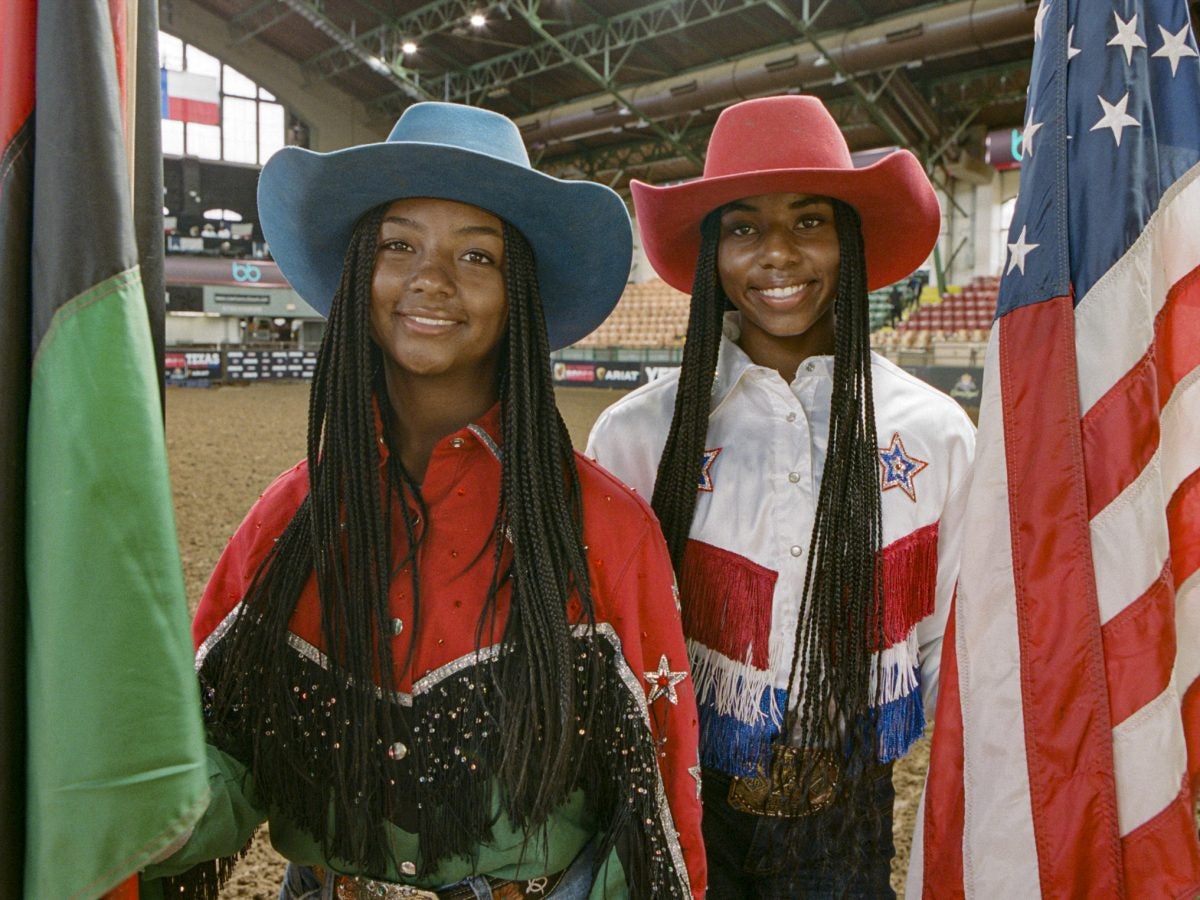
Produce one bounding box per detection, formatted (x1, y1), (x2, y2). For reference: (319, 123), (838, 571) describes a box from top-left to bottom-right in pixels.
(711, 311), (836, 406)
(373, 397), (504, 469)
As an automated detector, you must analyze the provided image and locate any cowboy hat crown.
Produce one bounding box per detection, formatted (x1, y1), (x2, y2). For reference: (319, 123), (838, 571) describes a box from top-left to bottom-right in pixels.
(631, 95), (940, 293)
(258, 102), (633, 351)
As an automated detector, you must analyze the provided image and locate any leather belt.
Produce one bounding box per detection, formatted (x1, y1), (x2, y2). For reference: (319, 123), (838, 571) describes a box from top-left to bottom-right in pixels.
(312, 866), (564, 899)
(725, 748), (892, 818)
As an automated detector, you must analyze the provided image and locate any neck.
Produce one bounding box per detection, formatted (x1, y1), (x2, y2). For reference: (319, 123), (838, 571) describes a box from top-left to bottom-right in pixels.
(382, 368), (499, 481)
(736, 311), (836, 381)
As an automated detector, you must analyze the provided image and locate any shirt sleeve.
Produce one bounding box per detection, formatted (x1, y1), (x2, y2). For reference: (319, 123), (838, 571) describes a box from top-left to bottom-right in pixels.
(140, 744), (264, 881)
(605, 516), (707, 900)
(585, 397), (668, 501)
(915, 420), (977, 713)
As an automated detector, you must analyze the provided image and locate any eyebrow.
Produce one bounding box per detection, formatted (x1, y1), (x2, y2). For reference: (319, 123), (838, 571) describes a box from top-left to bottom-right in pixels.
(381, 215), (502, 238)
(722, 197), (829, 214)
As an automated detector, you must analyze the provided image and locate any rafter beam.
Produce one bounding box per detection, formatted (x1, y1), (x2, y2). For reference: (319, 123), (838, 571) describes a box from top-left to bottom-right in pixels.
(514, 1), (704, 168)
(367, 0), (770, 114)
(277, 0), (435, 102)
(303, 0), (481, 80)
(228, 0), (293, 46)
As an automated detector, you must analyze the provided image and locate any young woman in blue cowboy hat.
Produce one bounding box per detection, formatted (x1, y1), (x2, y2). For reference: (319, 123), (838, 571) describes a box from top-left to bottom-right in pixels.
(142, 102), (706, 900)
(588, 95), (976, 896)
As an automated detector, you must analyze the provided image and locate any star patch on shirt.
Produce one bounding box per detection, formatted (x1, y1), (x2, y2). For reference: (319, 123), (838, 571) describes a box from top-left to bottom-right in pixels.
(697, 447), (722, 493)
(878, 432), (928, 502)
(645, 654), (688, 705)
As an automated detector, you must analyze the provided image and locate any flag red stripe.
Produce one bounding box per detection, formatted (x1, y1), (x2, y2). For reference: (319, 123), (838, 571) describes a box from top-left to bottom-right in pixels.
(1100, 562), (1175, 726)
(107, 0), (127, 126)
(0, 0), (37, 151)
(1184, 676), (1200, 790)
(919, 591), (965, 899)
(999, 297), (1123, 895)
(166, 98), (220, 126)
(1082, 267), (1200, 518)
(1168, 467), (1200, 590)
(1119, 778), (1200, 898)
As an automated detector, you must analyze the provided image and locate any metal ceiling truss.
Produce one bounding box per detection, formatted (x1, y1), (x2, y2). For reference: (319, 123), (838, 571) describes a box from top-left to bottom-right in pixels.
(363, 0), (773, 113)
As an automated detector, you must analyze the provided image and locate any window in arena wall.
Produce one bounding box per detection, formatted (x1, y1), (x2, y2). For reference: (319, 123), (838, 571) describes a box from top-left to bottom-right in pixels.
(159, 31), (289, 166)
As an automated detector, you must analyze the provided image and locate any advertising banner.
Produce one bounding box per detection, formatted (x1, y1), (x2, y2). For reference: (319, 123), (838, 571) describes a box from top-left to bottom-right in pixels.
(164, 350), (221, 384)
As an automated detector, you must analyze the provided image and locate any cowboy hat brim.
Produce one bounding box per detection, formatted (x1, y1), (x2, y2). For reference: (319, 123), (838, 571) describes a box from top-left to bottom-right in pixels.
(259, 140), (632, 351)
(631, 149), (939, 294)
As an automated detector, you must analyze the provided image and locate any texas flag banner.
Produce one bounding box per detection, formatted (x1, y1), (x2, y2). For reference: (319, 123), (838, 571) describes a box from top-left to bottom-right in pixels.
(909, 0), (1200, 897)
(160, 68), (219, 125)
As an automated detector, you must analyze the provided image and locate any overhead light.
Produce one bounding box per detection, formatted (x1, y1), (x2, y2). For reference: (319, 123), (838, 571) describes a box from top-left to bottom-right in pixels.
(470, 12), (486, 27)
(401, 40), (418, 54)
(367, 55), (390, 74)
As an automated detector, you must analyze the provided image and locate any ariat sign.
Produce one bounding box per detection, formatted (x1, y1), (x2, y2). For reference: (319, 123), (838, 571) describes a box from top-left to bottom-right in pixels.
(595, 365), (641, 384)
(551, 360), (679, 388)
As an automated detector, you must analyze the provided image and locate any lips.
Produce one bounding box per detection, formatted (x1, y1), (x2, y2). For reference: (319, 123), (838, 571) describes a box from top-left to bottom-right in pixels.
(750, 282), (815, 308)
(397, 308), (461, 334)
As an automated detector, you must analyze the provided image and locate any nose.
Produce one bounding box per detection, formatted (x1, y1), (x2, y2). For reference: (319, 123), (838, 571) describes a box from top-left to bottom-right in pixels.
(407, 255), (454, 297)
(758, 227), (800, 269)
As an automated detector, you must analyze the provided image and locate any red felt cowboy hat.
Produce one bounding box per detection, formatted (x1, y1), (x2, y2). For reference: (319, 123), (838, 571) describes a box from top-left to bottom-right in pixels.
(631, 95), (940, 293)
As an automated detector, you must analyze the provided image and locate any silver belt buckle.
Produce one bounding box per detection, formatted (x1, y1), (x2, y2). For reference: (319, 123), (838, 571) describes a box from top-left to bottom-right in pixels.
(340, 877), (439, 900)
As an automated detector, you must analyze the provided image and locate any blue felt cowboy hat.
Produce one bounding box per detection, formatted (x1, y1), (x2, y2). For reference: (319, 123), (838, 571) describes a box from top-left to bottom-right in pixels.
(258, 102), (632, 350)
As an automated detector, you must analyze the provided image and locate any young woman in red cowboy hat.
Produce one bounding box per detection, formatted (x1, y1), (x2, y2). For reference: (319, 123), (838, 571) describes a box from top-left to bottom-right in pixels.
(588, 95), (976, 896)
(142, 102), (706, 900)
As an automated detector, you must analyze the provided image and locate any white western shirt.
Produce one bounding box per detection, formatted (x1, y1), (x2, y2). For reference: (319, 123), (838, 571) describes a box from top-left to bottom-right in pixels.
(587, 314), (976, 775)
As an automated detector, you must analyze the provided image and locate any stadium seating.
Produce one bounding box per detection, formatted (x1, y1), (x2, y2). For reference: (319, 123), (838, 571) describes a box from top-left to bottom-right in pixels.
(575, 279), (691, 349)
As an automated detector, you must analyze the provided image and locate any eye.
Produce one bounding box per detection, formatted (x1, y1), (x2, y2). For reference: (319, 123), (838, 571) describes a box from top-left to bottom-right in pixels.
(796, 214), (826, 230)
(462, 249), (496, 265)
(379, 238), (412, 252)
(724, 221), (756, 237)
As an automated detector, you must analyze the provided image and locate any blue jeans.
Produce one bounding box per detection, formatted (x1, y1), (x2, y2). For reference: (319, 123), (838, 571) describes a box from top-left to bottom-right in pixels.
(279, 840), (596, 900)
(701, 767), (896, 899)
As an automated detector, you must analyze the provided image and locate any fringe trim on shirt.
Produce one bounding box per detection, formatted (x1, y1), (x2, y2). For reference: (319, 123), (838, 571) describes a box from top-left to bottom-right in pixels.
(680, 540), (776, 668)
(874, 522), (939, 648)
(198, 633), (689, 898)
(152, 839), (249, 900)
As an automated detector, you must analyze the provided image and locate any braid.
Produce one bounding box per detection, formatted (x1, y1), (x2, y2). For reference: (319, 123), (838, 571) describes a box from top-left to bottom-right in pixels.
(655, 199), (888, 882)
(768, 200), (887, 877)
(651, 212), (727, 569)
(206, 204), (419, 870)
(486, 221), (601, 826)
(201, 206), (606, 875)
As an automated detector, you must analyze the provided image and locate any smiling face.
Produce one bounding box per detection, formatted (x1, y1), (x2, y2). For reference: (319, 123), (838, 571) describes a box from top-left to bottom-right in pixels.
(369, 197), (509, 388)
(717, 192), (841, 375)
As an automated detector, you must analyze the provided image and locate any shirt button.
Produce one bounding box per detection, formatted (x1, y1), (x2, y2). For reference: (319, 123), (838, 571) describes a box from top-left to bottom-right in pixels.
(805, 361), (815, 372)
(390, 618), (404, 636)
(387, 741), (408, 760)
(787, 471), (800, 483)
(790, 545), (804, 557)
(450, 437), (465, 448)
(399, 861), (417, 876)
(786, 412), (797, 422)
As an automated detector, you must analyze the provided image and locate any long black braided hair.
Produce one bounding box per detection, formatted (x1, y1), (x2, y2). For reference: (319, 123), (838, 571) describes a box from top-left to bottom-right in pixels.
(651, 199), (888, 868)
(201, 203), (605, 874)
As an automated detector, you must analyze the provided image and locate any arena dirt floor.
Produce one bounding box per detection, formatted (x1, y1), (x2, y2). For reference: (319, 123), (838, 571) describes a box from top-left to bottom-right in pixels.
(166, 380), (929, 898)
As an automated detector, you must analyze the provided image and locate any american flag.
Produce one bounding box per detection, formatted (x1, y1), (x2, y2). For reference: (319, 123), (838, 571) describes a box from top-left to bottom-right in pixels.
(908, 0), (1200, 896)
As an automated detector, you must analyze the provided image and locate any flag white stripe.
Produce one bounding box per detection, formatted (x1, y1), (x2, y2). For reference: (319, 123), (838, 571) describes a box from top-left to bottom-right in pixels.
(166, 70), (219, 104)
(958, 339), (1041, 899)
(1074, 164), (1200, 416)
(1175, 569), (1200, 693)
(1112, 673), (1188, 835)
(1090, 371), (1200, 625)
